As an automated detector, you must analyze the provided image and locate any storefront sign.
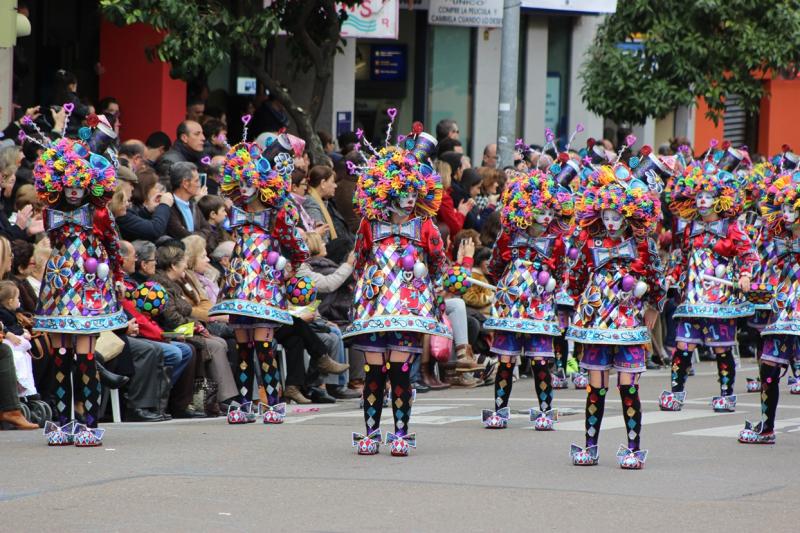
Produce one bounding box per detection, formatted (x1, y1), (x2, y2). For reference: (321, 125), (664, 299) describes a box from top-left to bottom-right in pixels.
(370, 45), (407, 81)
(428, 0), (503, 28)
(520, 0), (616, 13)
(339, 0), (399, 39)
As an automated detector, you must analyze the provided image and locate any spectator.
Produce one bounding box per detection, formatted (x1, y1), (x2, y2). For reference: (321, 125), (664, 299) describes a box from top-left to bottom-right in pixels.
(52, 69), (88, 137)
(203, 119), (228, 157)
(119, 168), (174, 242)
(0, 145), (39, 241)
(450, 168), (483, 230)
(333, 151), (363, 233)
(119, 140), (146, 172)
(289, 169), (317, 233)
(436, 118), (460, 141)
(166, 162), (210, 238)
(482, 143), (498, 168)
(475, 167), (502, 211)
(479, 210), (502, 248)
(156, 121), (206, 177)
(132, 240), (157, 284)
(186, 97), (205, 122)
(437, 138), (463, 157)
(209, 240), (234, 279)
(183, 234), (220, 305)
(144, 131), (171, 168)
(435, 155), (473, 237)
(98, 96), (121, 135)
(251, 92), (289, 136)
(196, 194), (231, 257)
(303, 165), (354, 262)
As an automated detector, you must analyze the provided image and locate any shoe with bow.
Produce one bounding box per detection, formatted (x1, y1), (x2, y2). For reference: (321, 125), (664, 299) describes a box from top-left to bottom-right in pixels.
(658, 390), (685, 411)
(260, 402), (286, 424)
(44, 420), (77, 446)
(738, 420), (775, 444)
(712, 394), (736, 413)
(746, 378), (761, 393)
(529, 408), (557, 431)
(352, 429), (382, 455)
(617, 445), (648, 470)
(73, 424), (105, 447)
(386, 432), (416, 457)
(482, 407), (510, 429)
(570, 444), (599, 466)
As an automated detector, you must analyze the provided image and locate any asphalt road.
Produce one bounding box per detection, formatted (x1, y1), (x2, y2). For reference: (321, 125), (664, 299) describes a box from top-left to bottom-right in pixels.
(2, 360), (798, 532)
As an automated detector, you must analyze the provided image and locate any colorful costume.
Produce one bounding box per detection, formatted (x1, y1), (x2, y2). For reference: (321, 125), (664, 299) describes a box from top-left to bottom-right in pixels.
(740, 169), (800, 444)
(209, 132), (309, 416)
(23, 109), (125, 446)
(566, 154), (666, 468)
(483, 167), (571, 430)
(662, 147), (757, 413)
(343, 117), (460, 456)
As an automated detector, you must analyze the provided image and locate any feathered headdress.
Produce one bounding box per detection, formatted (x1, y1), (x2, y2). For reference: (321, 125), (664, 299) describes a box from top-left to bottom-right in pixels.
(352, 109), (442, 221)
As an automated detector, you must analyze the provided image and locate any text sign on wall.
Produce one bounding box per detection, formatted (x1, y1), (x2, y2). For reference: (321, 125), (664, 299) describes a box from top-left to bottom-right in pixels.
(428, 0), (503, 28)
(339, 0), (399, 39)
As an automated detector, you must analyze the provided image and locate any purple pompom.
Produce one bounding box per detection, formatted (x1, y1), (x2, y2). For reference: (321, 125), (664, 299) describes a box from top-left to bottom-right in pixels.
(621, 274), (636, 292)
(537, 271), (551, 286)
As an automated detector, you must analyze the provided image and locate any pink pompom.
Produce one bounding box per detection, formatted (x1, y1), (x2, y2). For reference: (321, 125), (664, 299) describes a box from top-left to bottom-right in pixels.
(621, 274), (636, 292)
(266, 251), (280, 266)
(704, 267), (715, 277)
(537, 271), (551, 286)
(85, 257), (98, 274)
(568, 248), (579, 260)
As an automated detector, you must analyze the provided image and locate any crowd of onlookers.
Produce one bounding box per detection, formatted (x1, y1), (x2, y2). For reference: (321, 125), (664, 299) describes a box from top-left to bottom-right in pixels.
(1, 69), (762, 428)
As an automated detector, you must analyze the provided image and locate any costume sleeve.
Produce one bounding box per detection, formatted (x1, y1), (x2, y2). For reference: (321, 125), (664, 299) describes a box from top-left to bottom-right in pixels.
(634, 237), (667, 311)
(274, 204), (310, 267)
(353, 218), (372, 278)
(487, 230), (511, 285)
(423, 218), (452, 282)
(725, 222), (758, 276)
(548, 236), (567, 290)
(94, 206), (124, 285)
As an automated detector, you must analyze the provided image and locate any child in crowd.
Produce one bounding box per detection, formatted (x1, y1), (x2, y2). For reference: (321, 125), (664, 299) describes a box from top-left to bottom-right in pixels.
(0, 281), (36, 398)
(197, 194), (231, 256)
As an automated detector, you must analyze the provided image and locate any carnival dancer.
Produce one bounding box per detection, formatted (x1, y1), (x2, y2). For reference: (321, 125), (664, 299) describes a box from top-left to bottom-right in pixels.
(22, 106), (127, 447)
(661, 145), (757, 414)
(482, 159), (571, 431)
(209, 122), (310, 424)
(344, 114), (470, 456)
(566, 142), (666, 469)
(739, 170), (800, 444)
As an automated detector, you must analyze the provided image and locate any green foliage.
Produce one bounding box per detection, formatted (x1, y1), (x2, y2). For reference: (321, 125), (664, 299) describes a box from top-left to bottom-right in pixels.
(581, 0), (800, 125)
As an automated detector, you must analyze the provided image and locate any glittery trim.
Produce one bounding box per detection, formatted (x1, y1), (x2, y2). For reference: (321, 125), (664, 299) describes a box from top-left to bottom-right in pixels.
(673, 303), (754, 319)
(565, 326), (650, 345)
(483, 318), (562, 336)
(209, 299), (293, 324)
(342, 315), (452, 339)
(34, 309), (129, 334)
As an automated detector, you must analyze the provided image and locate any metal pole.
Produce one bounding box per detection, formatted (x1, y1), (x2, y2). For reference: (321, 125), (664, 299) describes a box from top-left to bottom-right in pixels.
(496, 0), (521, 169)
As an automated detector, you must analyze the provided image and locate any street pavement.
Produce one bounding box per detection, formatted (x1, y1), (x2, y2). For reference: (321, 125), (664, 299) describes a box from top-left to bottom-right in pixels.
(2, 360), (799, 532)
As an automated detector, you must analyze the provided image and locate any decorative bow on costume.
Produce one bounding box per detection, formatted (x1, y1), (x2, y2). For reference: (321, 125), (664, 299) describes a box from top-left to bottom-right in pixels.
(352, 429), (382, 454)
(73, 423), (105, 447)
(259, 402), (286, 424)
(46, 204), (93, 231)
(773, 238), (800, 257)
(44, 420), (77, 446)
(591, 239), (637, 268)
(616, 445), (648, 469)
(482, 407), (510, 428)
(689, 219), (728, 238)
(510, 234), (554, 258)
(229, 207), (271, 230)
(372, 218), (422, 242)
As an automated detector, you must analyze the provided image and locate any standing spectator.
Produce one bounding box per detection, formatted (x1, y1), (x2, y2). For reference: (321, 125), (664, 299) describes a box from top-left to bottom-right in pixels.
(436, 118), (460, 141)
(475, 167), (502, 211)
(435, 156), (473, 237)
(449, 168), (483, 230)
(186, 98), (205, 122)
(482, 143), (498, 168)
(157, 121), (206, 177)
(437, 138), (463, 157)
(333, 151), (363, 233)
(166, 162), (209, 239)
(52, 69), (88, 137)
(203, 119), (228, 157)
(119, 140), (146, 172)
(98, 96), (121, 136)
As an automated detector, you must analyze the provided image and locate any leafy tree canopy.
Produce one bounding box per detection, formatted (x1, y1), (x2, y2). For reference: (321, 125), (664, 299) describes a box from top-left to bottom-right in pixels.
(581, 0), (800, 125)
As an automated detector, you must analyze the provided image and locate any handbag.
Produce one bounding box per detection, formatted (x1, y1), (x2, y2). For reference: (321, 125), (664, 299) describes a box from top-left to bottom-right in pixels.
(94, 331), (126, 361)
(430, 315), (453, 363)
(192, 377), (219, 416)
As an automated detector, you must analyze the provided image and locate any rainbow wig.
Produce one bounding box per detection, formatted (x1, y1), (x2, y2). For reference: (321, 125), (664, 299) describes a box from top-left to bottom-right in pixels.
(34, 137), (116, 206)
(576, 165), (661, 238)
(761, 171), (800, 236)
(665, 161), (742, 220)
(219, 142), (289, 208)
(355, 145), (442, 221)
(500, 169), (567, 231)
(743, 161), (775, 212)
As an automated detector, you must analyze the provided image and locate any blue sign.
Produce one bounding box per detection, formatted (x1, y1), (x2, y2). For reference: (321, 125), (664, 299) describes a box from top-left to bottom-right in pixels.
(336, 111), (352, 137)
(370, 45), (406, 82)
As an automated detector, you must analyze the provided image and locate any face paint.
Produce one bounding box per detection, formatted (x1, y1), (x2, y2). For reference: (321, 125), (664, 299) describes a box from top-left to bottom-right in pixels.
(601, 209), (625, 234)
(534, 208), (555, 227)
(783, 203), (799, 225)
(696, 191), (715, 216)
(64, 186), (85, 206)
(240, 184), (258, 204)
(390, 190), (418, 216)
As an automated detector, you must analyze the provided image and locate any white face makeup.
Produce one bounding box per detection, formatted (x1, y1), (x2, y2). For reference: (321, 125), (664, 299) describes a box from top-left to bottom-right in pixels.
(601, 209), (625, 234)
(696, 191), (715, 216)
(783, 203), (798, 225)
(64, 186), (85, 205)
(390, 190), (418, 216)
(534, 208), (555, 227)
(240, 184), (257, 204)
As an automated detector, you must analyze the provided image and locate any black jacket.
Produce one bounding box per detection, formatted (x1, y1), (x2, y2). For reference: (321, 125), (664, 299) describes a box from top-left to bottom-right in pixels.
(117, 203), (172, 242)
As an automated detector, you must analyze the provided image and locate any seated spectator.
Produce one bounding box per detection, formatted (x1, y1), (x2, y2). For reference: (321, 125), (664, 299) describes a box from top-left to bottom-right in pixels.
(210, 240), (234, 279)
(144, 131), (171, 169)
(119, 140), (146, 172)
(132, 240), (158, 284)
(196, 194), (231, 257)
(0, 145), (37, 241)
(183, 234), (220, 305)
(119, 168), (174, 242)
(479, 210), (501, 248)
(203, 119), (228, 157)
(166, 162), (209, 239)
(303, 165), (354, 262)
(463, 247), (493, 315)
(289, 169), (317, 233)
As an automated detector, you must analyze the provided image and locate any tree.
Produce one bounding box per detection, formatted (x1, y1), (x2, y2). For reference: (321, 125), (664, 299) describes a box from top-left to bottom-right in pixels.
(100, 0), (360, 163)
(580, 0), (800, 126)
